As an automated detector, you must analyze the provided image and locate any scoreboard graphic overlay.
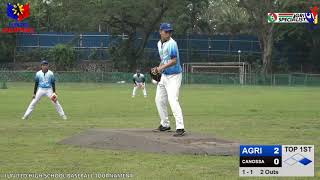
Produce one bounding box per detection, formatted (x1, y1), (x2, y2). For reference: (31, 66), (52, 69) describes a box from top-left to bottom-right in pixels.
(239, 145), (314, 177)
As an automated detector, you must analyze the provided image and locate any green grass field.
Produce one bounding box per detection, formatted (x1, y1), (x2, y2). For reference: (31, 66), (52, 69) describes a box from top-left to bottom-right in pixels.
(0, 83), (319, 180)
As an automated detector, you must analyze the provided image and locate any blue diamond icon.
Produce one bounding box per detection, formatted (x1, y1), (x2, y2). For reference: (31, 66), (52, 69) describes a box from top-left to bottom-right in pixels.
(299, 158), (312, 165)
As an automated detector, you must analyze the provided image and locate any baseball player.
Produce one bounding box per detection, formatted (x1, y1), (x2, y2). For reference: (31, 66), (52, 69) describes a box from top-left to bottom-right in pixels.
(22, 60), (67, 120)
(132, 70), (147, 98)
(152, 23), (185, 137)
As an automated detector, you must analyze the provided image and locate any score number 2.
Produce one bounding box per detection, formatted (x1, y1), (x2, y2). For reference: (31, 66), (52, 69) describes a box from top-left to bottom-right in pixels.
(274, 147), (280, 165)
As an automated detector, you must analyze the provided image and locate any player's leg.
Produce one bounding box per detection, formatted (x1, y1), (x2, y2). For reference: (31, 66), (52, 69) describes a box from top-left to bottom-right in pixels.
(46, 89), (67, 119)
(166, 73), (185, 133)
(155, 77), (170, 130)
(142, 83), (147, 97)
(132, 85), (138, 97)
(22, 88), (45, 119)
(53, 100), (67, 119)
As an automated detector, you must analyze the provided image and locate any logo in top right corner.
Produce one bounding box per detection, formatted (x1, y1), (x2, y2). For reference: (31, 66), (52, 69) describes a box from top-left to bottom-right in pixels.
(267, 6), (318, 25)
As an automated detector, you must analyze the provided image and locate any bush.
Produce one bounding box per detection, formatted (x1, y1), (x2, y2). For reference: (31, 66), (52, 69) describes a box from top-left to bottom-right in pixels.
(15, 48), (50, 62)
(0, 34), (15, 62)
(50, 44), (77, 71)
(88, 48), (99, 60)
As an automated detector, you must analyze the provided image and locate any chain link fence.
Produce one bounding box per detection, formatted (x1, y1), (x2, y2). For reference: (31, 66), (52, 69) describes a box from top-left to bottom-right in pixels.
(1, 71), (320, 86)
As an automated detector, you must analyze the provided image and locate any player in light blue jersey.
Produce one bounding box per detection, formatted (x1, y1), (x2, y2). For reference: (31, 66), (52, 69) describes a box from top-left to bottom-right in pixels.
(22, 60), (67, 120)
(152, 23), (185, 137)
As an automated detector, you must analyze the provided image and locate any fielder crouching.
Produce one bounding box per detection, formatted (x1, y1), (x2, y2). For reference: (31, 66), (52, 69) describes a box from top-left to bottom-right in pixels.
(132, 69), (147, 98)
(22, 60), (67, 120)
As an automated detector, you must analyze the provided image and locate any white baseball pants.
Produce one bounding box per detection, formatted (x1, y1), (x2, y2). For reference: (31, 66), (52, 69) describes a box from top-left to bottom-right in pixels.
(23, 88), (65, 118)
(155, 73), (184, 130)
(132, 83), (147, 97)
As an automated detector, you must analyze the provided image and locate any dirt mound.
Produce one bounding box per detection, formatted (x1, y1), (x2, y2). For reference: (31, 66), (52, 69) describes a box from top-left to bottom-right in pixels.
(59, 129), (239, 156)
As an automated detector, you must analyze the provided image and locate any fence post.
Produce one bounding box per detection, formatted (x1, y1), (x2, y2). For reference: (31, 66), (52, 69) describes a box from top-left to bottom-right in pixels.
(14, 35), (17, 64)
(228, 39), (231, 55)
(288, 74), (291, 86)
(101, 72), (104, 82)
(304, 73), (307, 86)
(187, 33), (190, 63)
(37, 34), (40, 48)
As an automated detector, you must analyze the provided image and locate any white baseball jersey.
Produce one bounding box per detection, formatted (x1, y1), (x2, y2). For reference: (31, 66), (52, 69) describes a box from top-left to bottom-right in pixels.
(133, 73), (145, 83)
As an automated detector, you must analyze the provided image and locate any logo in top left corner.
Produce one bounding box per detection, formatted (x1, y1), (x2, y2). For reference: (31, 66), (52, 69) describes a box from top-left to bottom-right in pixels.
(7, 2), (30, 22)
(2, 2), (35, 33)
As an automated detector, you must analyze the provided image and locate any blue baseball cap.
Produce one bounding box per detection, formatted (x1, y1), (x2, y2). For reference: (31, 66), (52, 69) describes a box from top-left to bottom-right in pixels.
(160, 23), (173, 32)
(40, 60), (49, 65)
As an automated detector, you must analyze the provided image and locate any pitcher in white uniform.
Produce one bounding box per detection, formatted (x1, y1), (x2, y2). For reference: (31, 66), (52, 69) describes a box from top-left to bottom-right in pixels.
(22, 60), (67, 120)
(153, 23), (185, 137)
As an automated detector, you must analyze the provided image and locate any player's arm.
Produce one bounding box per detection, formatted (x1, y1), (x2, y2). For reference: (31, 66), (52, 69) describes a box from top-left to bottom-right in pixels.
(52, 82), (56, 93)
(33, 74), (39, 98)
(133, 78), (137, 86)
(132, 75), (137, 85)
(157, 58), (176, 72)
(51, 74), (56, 93)
(33, 81), (39, 98)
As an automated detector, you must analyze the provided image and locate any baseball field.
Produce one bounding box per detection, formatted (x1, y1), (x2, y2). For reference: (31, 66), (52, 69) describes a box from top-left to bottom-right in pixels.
(0, 82), (319, 179)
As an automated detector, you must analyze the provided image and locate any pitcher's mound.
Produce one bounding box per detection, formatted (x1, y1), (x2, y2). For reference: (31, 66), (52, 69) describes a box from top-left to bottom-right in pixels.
(59, 129), (239, 156)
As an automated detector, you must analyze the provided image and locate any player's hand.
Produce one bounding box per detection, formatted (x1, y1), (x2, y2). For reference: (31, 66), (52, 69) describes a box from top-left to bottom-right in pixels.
(156, 67), (162, 73)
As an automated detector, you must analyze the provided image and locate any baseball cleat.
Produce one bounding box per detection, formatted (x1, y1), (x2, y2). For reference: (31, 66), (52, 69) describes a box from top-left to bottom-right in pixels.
(152, 125), (171, 132)
(173, 129), (185, 137)
(61, 115), (67, 120)
(22, 116), (28, 120)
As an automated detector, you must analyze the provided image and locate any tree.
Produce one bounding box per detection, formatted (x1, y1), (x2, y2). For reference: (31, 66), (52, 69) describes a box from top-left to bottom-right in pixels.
(50, 44), (76, 70)
(102, 0), (172, 71)
(238, 0), (300, 74)
(0, 2), (16, 63)
(172, 0), (210, 34)
(204, 0), (250, 35)
(28, 0), (107, 32)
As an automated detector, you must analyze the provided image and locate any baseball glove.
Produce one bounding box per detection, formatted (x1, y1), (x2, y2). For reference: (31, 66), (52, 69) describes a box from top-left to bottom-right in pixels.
(150, 67), (161, 82)
(50, 93), (58, 103)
